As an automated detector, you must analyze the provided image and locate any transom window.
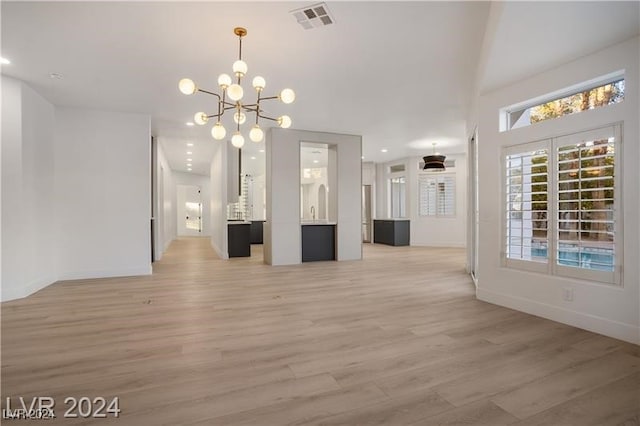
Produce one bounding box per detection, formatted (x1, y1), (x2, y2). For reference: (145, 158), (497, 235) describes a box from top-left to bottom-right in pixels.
(503, 75), (625, 131)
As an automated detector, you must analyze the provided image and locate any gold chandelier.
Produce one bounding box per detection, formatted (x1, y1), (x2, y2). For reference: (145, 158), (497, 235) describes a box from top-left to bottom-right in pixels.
(178, 27), (295, 148)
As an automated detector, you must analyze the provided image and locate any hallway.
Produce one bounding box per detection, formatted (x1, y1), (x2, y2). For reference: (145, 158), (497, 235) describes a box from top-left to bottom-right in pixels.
(1, 238), (638, 425)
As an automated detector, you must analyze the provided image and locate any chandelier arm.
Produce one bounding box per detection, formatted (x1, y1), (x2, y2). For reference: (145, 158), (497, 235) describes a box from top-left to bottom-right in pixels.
(259, 95), (279, 101)
(197, 89), (221, 99)
(254, 93), (261, 124)
(259, 115), (279, 122)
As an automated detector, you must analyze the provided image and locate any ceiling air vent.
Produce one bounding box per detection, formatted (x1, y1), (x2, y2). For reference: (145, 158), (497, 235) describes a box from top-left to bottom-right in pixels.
(290, 3), (335, 30)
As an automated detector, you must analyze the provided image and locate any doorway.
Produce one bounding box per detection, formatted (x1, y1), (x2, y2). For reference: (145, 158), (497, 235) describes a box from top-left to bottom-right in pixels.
(177, 184), (202, 236)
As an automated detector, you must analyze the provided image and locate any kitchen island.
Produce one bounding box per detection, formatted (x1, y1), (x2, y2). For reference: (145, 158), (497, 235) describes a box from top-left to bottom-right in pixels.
(373, 218), (410, 246)
(227, 221), (251, 257)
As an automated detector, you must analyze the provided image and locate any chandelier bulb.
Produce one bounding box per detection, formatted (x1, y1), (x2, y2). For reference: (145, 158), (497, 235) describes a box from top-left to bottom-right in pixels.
(218, 73), (232, 88)
(227, 84), (244, 101)
(194, 112), (208, 125)
(233, 60), (248, 77)
(252, 76), (266, 91)
(231, 132), (245, 148)
(233, 111), (247, 125)
(211, 122), (226, 140)
(278, 115), (292, 129)
(178, 78), (197, 95)
(279, 88), (295, 104)
(249, 125), (264, 143)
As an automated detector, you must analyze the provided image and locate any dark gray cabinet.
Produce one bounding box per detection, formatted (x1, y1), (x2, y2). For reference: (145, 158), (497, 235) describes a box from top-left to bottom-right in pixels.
(374, 219), (410, 246)
(228, 223), (251, 257)
(302, 225), (336, 262)
(250, 220), (265, 244)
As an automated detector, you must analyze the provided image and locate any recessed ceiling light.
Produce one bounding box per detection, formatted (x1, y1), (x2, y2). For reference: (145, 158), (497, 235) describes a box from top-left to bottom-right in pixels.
(361, 156), (364, 160)
(187, 151), (192, 155)
(49, 73), (63, 79)
(188, 168), (192, 171)
(186, 122), (194, 126)
(187, 143), (194, 147)
(259, 149), (265, 153)
(251, 156), (256, 160)
(187, 158), (192, 161)
(313, 160), (319, 164)
(381, 149), (388, 153)
(1, 57), (11, 65)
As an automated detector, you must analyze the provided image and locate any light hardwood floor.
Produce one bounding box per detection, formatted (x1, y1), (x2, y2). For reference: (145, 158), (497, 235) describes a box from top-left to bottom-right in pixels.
(2, 237), (638, 425)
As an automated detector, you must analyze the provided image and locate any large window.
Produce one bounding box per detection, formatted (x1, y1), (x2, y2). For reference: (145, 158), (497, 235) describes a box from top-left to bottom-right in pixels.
(419, 174), (455, 216)
(505, 146), (548, 263)
(390, 177), (406, 218)
(503, 125), (621, 284)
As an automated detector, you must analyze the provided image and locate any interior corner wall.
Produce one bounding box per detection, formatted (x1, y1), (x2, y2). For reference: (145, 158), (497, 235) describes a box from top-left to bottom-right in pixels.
(54, 107), (152, 280)
(209, 140), (228, 259)
(476, 36), (640, 343)
(1, 76), (56, 301)
(265, 128), (362, 265)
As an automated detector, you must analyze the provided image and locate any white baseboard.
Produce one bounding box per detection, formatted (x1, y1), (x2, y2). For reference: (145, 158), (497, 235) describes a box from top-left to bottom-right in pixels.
(57, 265), (152, 282)
(1, 275), (56, 302)
(477, 287), (640, 345)
(210, 240), (228, 260)
(410, 242), (467, 248)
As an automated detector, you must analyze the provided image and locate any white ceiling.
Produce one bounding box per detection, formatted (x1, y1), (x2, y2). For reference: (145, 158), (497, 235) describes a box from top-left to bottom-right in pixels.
(2, 2), (638, 176)
(480, 1), (640, 93)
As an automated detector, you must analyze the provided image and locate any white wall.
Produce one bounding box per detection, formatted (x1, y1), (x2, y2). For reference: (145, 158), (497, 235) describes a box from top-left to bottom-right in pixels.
(476, 37), (640, 343)
(264, 128), (303, 266)
(209, 140), (227, 259)
(1, 78), (152, 300)
(265, 128), (362, 265)
(54, 107), (152, 280)
(409, 154), (467, 247)
(1, 76), (56, 301)
(374, 163), (386, 219)
(153, 140), (175, 260)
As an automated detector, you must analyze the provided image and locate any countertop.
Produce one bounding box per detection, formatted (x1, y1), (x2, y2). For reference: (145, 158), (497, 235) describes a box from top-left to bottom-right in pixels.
(301, 220), (337, 225)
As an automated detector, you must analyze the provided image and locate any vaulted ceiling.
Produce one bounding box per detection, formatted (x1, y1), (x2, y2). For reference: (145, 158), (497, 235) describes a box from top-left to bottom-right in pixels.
(2, 2), (638, 175)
